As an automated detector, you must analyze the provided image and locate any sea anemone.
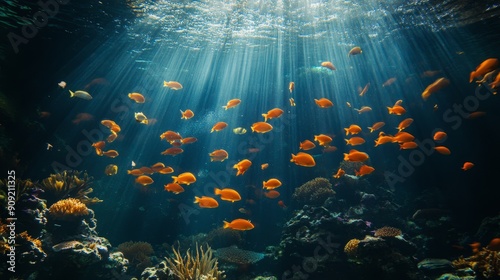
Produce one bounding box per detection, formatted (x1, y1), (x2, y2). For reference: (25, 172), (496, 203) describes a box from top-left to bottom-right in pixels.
(48, 198), (89, 221)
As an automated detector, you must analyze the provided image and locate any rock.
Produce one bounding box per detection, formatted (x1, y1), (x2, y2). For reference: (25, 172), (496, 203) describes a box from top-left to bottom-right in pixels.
(418, 258), (453, 275)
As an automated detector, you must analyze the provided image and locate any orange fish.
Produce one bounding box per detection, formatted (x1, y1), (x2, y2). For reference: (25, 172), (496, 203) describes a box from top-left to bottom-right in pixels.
(127, 169), (144, 176)
(434, 146), (451, 155)
(150, 162), (166, 172)
(397, 118), (414, 132)
(222, 99), (241, 110)
(164, 183), (184, 194)
(461, 162), (474, 171)
(289, 98), (296, 106)
(163, 81), (183, 90)
(139, 166), (154, 175)
(194, 196), (219, 208)
(72, 113), (94, 125)
(387, 105), (406, 115)
(264, 190), (280, 199)
(106, 131), (118, 143)
(382, 77), (397, 87)
(355, 165), (375, 176)
(345, 136), (365, 146)
(399, 141), (418, 150)
(161, 147), (184, 156)
(487, 238), (500, 251)
(101, 120), (116, 129)
(158, 167), (174, 174)
(433, 131), (447, 141)
(374, 132), (394, 147)
(181, 137), (197, 144)
(470, 58), (499, 83)
(160, 131), (182, 142)
(421, 78), (450, 100)
(359, 83), (370, 96)
(180, 109), (194, 119)
(343, 149), (369, 162)
(262, 108), (284, 122)
(261, 163), (269, 170)
(469, 242), (481, 254)
(263, 178), (282, 190)
(392, 132), (415, 143)
(215, 188), (242, 202)
(323, 146), (337, 153)
(278, 200), (287, 209)
(172, 172), (196, 185)
(421, 70), (441, 78)
(290, 152), (316, 167)
(321, 61), (336, 70)
(467, 111), (486, 119)
(209, 149), (229, 162)
(102, 150), (119, 158)
(344, 124), (362, 135)
(251, 122), (273, 133)
(314, 98), (334, 108)
(92, 141), (106, 155)
(314, 134), (333, 146)
(211, 122), (228, 133)
(233, 159), (252, 176)
(223, 219), (254, 231)
(110, 124), (121, 133)
(348, 46), (362, 57)
(300, 140), (316, 150)
(128, 92), (145, 103)
(289, 82), (295, 93)
(333, 168), (345, 179)
(355, 106), (372, 114)
(368, 122), (385, 133)
(489, 71), (500, 89)
(135, 175), (154, 186)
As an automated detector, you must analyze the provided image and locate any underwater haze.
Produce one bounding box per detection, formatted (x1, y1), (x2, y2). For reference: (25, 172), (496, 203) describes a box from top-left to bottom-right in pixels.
(1, 0), (500, 279)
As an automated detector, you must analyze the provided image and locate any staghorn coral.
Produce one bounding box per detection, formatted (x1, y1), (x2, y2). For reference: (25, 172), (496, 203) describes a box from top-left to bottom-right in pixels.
(40, 170), (101, 204)
(166, 243), (225, 280)
(344, 238), (360, 257)
(214, 246), (264, 265)
(48, 198), (89, 221)
(292, 177), (335, 207)
(452, 248), (500, 279)
(117, 241), (154, 271)
(374, 226), (402, 237)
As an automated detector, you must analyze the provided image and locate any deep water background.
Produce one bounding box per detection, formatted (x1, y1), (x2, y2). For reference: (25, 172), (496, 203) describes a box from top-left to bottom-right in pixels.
(1, 0), (500, 251)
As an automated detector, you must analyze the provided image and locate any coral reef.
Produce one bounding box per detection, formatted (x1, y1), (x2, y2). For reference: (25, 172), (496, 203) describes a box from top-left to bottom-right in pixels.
(452, 248), (500, 279)
(292, 177), (335, 208)
(40, 170), (101, 204)
(339, 160), (366, 175)
(344, 238), (360, 257)
(48, 198), (90, 221)
(205, 228), (243, 249)
(165, 243), (225, 280)
(214, 246), (264, 265)
(374, 226), (403, 237)
(117, 241), (154, 272)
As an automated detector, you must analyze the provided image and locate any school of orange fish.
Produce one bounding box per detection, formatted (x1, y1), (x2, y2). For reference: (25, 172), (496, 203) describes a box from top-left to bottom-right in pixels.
(60, 52), (500, 231)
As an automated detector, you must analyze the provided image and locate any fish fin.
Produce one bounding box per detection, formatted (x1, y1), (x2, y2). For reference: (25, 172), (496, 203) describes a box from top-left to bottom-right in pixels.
(194, 196), (200, 203)
(214, 188), (221, 195)
(69, 90), (74, 97)
(469, 72), (475, 83)
(171, 176), (177, 183)
(343, 153), (349, 161)
(344, 139), (349, 144)
(163, 81), (168, 87)
(262, 113), (268, 122)
(223, 221), (230, 229)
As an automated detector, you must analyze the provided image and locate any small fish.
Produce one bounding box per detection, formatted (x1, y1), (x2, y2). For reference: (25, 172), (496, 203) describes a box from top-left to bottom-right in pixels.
(209, 149), (229, 162)
(346, 102), (352, 108)
(289, 82), (295, 93)
(333, 168), (345, 179)
(289, 98), (296, 106)
(397, 118), (414, 132)
(345, 136), (365, 146)
(46, 143), (53, 150)
(348, 46), (362, 57)
(223, 219), (254, 231)
(314, 134), (332, 147)
(358, 82), (370, 96)
(355, 165), (375, 176)
(128, 92), (145, 103)
(314, 98), (334, 108)
(264, 190), (280, 199)
(211, 122), (228, 133)
(69, 90), (92, 100)
(102, 150), (119, 158)
(163, 81), (183, 90)
(387, 105), (406, 115)
(300, 140), (316, 151)
(261, 163), (269, 170)
(233, 127), (247, 135)
(434, 146), (451, 155)
(421, 78), (450, 100)
(461, 162), (474, 171)
(262, 108), (284, 122)
(134, 112), (148, 124)
(354, 106), (372, 114)
(135, 175), (154, 186)
(164, 183), (184, 194)
(344, 124), (362, 135)
(222, 99), (241, 110)
(470, 58), (499, 83)
(105, 164), (118, 176)
(172, 172), (196, 185)
(194, 196), (219, 208)
(321, 61), (336, 71)
(368, 122), (385, 133)
(180, 109), (194, 119)
(214, 188), (242, 202)
(382, 77), (397, 87)
(58, 81), (66, 88)
(131, 161), (136, 167)
(343, 149), (369, 162)
(290, 152), (316, 167)
(263, 178), (282, 190)
(433, 131), (447, 141)
(233, 159), (252, 176)
(251, 122), (273, 133)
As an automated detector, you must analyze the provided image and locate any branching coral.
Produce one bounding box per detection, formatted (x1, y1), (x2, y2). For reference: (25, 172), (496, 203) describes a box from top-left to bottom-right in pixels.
(40, 170), (101, 204)
(374, 226), (402, 237)
(48, 198), (89, 221)
(166, 243), (225, 280)
(0, 178), (36, 204)
(452, 248), (500, 279)
(344, 238), (360, 257)
(18, 231), (43, 252)
(117, 241), (154, 271)
(292, 177), (335, 207)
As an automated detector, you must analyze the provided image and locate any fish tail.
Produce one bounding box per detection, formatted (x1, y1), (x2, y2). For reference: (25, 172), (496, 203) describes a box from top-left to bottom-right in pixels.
(171, 176), (178, 183)
(344, 139), (349, 145)
(163, 81), (168, 87)
(387, 107), (392, 114)
(262, 113), (268, 122)
(289, 154), (295, 163)
(223, 221), (230, 229)
(69, 90), (75, 97)
(469, 72), (475, 83)
(214, 188), (221, 195)
(368, 127), (373, 132)
(344, 128), (349, 135)
(194, 196), (200, 203)
(343, 153), (349, 161)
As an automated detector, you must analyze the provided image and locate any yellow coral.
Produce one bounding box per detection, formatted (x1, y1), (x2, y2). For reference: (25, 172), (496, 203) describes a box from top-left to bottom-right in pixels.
(48, 198), (89, 220)
(292, 177), (335, 207)
(166, 243), (225, 280)
(40, 170), (102, 204)
(18, 231), (43, 252)
(344, 238), (360, 257)
(452, 248), (500, 279)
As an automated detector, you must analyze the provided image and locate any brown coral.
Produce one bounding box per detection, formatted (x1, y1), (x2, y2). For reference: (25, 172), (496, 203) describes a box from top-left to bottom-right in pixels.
(344, 238), (360, 257)
(18, 231), (43, 252)
(374, 226), (402, 237)
(166, 243), (225, 280)
(40, 170), (101, 204)
(292, 177), (335, 207)
(48, 198), (89, 220)
(117, 241), (154, 270)
(452, 248), (500, 279)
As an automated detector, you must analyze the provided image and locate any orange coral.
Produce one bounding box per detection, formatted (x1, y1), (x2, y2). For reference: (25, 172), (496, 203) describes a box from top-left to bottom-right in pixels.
(18, 231), (43, 252)
(48, 198), (89, 220)
(452, 248), (500, 278)
(374, 226), (402, 237)
(344, 238), (360, 257)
